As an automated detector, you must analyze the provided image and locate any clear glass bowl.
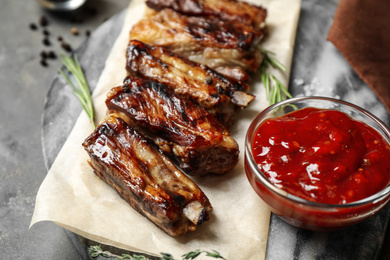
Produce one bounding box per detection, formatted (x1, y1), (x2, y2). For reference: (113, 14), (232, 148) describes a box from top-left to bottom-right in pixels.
(37, 0), (86, 11)
(244, 96), (390, 231)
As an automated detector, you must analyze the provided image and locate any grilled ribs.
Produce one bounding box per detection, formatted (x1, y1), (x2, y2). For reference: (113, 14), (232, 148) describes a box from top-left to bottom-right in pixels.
(126, 40), (255, 127)
(130, 8), (264, 73)
(105, 76), (239, 176)
(82, 115), (212, 236)
(145, 0), (267, 29)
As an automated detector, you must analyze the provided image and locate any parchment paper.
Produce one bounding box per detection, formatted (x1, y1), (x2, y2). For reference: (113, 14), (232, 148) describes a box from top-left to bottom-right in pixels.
(31, 0), (301, 259)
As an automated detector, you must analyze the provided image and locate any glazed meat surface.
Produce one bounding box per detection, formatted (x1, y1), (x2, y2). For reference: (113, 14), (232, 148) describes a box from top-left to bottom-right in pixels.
(126, 40), (255, 126)
(213, 66), (252, 84)
(145, 0), (267, 28)
(105, 76), (239, 176)
(130, 8), (264, 73)
(82, 115), (212, 236)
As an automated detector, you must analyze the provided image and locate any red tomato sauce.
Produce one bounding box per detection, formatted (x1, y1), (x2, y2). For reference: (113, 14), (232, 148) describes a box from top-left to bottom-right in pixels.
(252, 107), (390, 204)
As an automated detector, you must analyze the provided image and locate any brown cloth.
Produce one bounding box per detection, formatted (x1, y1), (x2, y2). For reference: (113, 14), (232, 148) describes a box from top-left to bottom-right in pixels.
(327, 0), (390, 114)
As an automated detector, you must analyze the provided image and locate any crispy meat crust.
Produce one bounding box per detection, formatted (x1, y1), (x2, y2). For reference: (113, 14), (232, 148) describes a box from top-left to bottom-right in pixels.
(126, 40), (255, 126)
(81, 0), (268, 237)
(105, 76), (239, 176)
(130, 8), (264, 72)
(145, 0), (267, 28)
(82, 115), (212, 236)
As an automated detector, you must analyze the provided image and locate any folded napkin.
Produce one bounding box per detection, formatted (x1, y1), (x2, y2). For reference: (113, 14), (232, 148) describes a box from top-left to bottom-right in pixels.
(327, 0), (390, 114)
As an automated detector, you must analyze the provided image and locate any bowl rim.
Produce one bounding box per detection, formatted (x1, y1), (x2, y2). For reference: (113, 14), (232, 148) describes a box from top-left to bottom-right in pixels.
(245, 96), (390, 209)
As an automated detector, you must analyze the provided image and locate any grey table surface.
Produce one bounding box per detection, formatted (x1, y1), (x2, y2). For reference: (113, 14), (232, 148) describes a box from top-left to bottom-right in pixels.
(0, 0), (129, 259)
(2, 0), (390, 259)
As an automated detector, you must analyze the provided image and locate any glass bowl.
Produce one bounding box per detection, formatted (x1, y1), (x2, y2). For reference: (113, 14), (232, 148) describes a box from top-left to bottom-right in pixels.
(37, 0), (86, 11)
(244, 96), (390, 231)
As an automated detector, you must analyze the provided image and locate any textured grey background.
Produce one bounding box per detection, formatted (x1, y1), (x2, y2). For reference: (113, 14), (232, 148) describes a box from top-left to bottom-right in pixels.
(2, 0), (390, 259)
(0, 1), (129, 259)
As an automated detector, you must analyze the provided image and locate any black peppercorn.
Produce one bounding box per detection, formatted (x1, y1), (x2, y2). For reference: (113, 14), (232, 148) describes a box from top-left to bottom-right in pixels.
(42, 37), (51, 46)
(29, 23), (38, 30)
(40, 50), (47, 59)
(61, 42), (72, 52)
(48, 51), (57, 59)
(40, 59), (48, 67)
(39, 16), (49, 27)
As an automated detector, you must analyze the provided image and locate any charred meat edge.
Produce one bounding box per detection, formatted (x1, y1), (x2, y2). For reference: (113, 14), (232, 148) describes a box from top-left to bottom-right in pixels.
(130, 8), (264, 73)
(145, 0), (267, 29)
(126, 40), (255, 126)
(105, 76), (239, 176)
(82, 115), (212, 236)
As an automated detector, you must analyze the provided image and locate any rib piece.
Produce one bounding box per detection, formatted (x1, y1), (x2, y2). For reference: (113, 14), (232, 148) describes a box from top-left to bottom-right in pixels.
(214, 66), (252, 84)
(130, 8), (264, 73)
(145, 0), (267, 29)
(82, 115), (212, 237)
(105, 76), (239, 176)
(126, 40), (255, 127)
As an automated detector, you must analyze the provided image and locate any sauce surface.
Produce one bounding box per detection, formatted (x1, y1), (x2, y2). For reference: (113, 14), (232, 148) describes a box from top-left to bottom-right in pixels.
(252, 107), (390, 204)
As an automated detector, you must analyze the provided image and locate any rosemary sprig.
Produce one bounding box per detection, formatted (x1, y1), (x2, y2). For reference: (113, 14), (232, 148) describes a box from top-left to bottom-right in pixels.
(59, 54), (96, 128)
(182, 249), (225, 260)
(260, 48), (292, 105)
(88, 245), (226, 260)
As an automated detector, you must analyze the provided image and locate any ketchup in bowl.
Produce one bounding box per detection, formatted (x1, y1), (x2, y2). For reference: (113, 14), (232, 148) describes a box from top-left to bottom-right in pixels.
(245, 97), (390, 231)
(253, 107), (390, 204)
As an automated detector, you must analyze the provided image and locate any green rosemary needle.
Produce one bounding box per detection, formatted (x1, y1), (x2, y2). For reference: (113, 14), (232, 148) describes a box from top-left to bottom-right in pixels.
(59, 54), (96, 128)
(260, 48), (292, 105)
(88, 245), (226, 260)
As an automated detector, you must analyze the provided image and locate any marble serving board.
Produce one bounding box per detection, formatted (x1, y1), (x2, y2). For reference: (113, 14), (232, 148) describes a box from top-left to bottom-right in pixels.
(267, 1), (390, 260)
(41, 1), (390, 259)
